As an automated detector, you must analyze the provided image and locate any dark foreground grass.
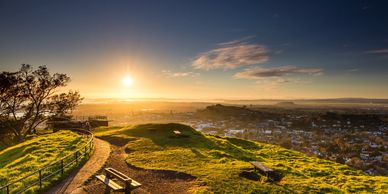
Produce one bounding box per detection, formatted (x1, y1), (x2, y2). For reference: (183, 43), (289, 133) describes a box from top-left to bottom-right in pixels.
(0, 130), (88, 193)
(95, 123), (388, 194)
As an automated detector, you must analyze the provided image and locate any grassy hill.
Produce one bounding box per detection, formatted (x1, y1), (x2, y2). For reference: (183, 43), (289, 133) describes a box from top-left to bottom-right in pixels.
(95, 123), (388, 193)
(0, 130), (88, 193)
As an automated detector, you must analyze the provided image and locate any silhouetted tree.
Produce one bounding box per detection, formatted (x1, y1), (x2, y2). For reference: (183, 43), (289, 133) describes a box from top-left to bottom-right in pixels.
(0, 116), (14, 146)
(0, 64), (82, 142)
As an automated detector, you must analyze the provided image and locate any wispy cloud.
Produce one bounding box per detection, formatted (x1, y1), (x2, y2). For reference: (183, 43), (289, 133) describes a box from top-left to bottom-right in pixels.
(162, 70), (199, 78)
(255, 77), (293, 91)
(234, 66), (323, 80)
(192, 41), (268, 70)
(233, 66), (322, 91)
(364, 49), (388, 54)
(217, 36), (256, 46)
(347, 68), (359, 72)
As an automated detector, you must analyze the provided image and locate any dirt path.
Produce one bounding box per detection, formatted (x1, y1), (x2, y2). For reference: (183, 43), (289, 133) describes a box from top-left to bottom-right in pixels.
(46, 138), (111, 194)
(80, 140), (197, 194)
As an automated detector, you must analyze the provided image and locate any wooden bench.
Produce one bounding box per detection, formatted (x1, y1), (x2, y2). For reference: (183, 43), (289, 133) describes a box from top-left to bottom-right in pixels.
(250, 161), (282, 182)
(96, 167), (141, 194)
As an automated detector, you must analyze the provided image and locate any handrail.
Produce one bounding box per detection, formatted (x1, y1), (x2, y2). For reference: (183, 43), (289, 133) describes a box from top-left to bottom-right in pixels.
(0, 129), (94, 193)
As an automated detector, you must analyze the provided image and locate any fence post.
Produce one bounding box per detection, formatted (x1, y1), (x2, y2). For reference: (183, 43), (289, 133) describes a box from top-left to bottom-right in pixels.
(75, 151), (78, 164)
(61, 159), (64, 174)
(6, 185), (9, 194)
(89, 141), (92, 155)
(39, 170), (42, 189)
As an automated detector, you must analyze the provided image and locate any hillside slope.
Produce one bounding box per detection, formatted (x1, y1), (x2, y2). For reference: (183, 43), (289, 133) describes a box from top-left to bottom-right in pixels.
(0, 130), (88, 192)
(96, 124), (388, 193)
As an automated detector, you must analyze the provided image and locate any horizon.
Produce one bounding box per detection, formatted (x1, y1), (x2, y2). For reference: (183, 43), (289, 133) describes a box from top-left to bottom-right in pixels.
(77, 97), (388, 107)
(81, 96), (388, 102)
(1, 1), (388, 99)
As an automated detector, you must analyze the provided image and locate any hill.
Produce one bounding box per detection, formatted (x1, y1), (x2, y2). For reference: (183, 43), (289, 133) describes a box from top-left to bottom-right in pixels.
(95, 123), (388, 193)
(275, 101), (296, 106)
(195, 104), (275, 120)
(0, 130), (88, 192)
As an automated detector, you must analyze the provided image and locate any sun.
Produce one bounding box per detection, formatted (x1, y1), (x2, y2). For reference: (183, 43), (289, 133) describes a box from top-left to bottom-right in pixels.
(122, 75), (134, 87)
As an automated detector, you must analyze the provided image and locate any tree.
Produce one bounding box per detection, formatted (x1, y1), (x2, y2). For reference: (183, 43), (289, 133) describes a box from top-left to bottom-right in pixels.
(0, 64), (82, 142)
(0, 116), (15, 146)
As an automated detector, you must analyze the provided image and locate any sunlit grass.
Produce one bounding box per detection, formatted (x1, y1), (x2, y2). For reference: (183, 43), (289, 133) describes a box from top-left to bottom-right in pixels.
(0, 130), (88, 193)
(96, 124), (388, 193)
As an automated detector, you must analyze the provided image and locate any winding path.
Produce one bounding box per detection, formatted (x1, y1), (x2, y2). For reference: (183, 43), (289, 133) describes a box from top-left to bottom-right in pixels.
(46, 138), (111, 194)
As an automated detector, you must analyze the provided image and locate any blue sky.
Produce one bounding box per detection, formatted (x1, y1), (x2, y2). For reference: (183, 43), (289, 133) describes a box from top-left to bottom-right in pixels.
(0, 0), (387, 99)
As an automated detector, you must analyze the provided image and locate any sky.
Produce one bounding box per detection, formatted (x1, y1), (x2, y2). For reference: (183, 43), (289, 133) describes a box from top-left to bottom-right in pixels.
(0, 0), (388, 99)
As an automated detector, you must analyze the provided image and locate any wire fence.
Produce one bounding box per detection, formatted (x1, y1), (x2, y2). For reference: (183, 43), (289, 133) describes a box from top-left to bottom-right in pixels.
(0, 129), (94, 194)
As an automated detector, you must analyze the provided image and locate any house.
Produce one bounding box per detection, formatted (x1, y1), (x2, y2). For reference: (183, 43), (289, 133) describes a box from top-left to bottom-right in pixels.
(369, 143), (379, 149)
(360, 153), (370, 160)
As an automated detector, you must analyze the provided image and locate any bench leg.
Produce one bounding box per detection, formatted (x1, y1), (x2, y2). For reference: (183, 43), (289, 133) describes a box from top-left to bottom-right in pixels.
(125, 187), (131, 194)
(103, 186), (111, 194)
(125, 183), (132, 194)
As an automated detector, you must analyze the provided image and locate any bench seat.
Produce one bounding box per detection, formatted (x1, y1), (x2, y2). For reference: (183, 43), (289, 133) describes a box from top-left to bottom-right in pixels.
(249, 161), (283, 182)
(96, 173), (142, 190)
(96, 167), (142, 193)
(96, 174), (124, 191)
(130, 179), (142, 189)
(250, 161), (274, 172)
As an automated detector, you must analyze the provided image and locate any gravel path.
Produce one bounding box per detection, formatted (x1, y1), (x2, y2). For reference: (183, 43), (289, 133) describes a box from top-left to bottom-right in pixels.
(46, 138), (111, 194)
(81, 145), (197, 194)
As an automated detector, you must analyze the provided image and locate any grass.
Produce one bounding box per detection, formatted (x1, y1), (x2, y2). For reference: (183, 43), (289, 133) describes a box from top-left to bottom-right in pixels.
(0, 130), (89, 193)
(96, 123), (388, 193)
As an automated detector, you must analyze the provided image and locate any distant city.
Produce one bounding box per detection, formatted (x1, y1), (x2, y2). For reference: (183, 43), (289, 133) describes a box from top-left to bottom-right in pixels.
(72, 101), (388, 176)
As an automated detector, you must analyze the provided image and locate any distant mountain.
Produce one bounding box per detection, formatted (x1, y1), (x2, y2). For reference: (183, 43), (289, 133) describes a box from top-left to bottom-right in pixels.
(195, 104), (273, 120)
(275, 101), (296, 106)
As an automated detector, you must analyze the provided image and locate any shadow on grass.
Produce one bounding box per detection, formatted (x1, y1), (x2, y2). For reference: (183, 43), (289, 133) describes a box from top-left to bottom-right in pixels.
(239, 171), (261, 181)
(0, 142), (41, 168)
(126, 163), (197, 181)
(225, 137), (262, 150)
(98, 135), (137, 147)
(122, 123), (217, 149)
(191, 148), (206, 158)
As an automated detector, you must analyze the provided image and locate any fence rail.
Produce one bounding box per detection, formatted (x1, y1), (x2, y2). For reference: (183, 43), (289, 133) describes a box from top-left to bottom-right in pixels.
(0, 129), (94, 194)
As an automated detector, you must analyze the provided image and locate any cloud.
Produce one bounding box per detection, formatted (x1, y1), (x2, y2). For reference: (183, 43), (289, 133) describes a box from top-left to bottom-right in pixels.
(192, 41), (268, 70)
(234, 66), (323, 80)
(259, 78), (290, 91)
(347, 68), (359, 72)
(162, 70), (199, 78)
(217, 36), (256, 46)
(364, 49), (388, 54)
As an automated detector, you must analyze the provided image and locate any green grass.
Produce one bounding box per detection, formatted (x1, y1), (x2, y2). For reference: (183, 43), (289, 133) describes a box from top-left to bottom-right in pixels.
(0, 130), (88, 193)
(96, 123), (388, 194)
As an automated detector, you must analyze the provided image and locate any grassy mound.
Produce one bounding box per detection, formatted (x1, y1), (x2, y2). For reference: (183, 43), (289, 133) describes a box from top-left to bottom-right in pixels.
(0, 130), (88, 192)
(96, 123), (388, 193)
